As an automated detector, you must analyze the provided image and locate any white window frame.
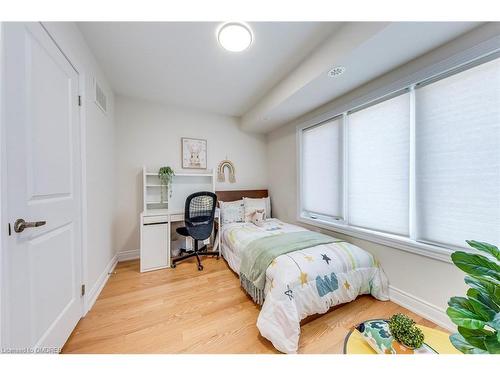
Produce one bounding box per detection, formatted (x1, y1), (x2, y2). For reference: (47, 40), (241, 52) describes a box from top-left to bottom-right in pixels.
(297, 41), (500, 264)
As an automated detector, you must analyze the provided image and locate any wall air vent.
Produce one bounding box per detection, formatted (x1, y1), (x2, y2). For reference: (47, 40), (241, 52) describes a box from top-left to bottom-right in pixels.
(94, 78), (107, 114)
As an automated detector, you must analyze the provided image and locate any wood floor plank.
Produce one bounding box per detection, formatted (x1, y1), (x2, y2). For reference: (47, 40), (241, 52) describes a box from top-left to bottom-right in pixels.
(62, 258), (446, 354)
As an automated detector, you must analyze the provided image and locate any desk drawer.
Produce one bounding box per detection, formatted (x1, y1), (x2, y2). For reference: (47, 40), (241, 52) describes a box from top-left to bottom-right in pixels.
(143, 215), (169, 225)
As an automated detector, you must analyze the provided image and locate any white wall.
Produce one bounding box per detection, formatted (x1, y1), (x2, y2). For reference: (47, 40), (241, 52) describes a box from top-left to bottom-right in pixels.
(41, 22), (116, 311)
(267, 23), (500, 330)
(114, 95), (268, 254)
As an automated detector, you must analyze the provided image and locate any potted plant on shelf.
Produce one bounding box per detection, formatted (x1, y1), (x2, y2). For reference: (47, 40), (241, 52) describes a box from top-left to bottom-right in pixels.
(447, 240), (500, 354)
(158, 166), (174, 205)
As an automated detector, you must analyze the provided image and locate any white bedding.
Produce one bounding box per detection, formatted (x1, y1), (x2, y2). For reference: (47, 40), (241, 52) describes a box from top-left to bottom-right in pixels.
(221, 219), (307, 273)
(220, 219), (389, 353)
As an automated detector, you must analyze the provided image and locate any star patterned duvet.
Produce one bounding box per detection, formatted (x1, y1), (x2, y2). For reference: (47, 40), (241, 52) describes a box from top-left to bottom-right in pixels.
(221, 219), (389, 353)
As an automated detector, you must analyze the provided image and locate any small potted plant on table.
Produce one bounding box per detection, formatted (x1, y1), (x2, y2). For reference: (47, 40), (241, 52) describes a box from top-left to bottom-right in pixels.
(389, 313), (425, 350)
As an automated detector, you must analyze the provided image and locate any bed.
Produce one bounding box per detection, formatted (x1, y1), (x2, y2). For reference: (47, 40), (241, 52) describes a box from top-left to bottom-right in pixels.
(216, 190), (389, 353)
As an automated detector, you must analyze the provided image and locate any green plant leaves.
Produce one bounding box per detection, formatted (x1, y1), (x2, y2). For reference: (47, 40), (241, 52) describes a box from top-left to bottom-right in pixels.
(448, 296), (473, 310)
(490, 312), (500, 331)
(484, 334), (500, 354)
(158, 166), (175, 203)
(450, 333), (487, 354)
(467, 288), (499, 311)
(451, 251), (500, 281)
(466, 240), (500, 261)
(448, 241), (500, 354)
(465, 276), (500, 307)
(468, 296), (497, 322)
(457, 326), (494, 351)
(447, 306), (487, 330)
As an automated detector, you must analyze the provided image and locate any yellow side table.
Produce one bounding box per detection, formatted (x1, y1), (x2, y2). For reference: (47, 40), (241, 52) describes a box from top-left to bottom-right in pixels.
(344, 324), (461, 354)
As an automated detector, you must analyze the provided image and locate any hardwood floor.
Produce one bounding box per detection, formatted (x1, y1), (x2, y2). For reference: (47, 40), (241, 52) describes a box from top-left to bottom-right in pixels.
(62, 257), (443, 354)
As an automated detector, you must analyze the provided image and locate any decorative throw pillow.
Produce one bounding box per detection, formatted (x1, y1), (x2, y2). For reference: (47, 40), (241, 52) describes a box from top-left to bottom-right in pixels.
(219, 200), (245, 224)
(264, 197), (271, 218)
(355, 319), (436, 354)
(243, 197), (269, 222)
(250, 209), (265, 227)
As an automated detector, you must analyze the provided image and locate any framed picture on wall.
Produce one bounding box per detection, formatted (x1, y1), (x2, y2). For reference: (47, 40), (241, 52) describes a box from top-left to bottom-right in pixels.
(182, 137), (207, 169)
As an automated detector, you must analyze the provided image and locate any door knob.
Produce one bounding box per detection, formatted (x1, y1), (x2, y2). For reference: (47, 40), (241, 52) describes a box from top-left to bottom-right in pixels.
(14, 219), (46, 233)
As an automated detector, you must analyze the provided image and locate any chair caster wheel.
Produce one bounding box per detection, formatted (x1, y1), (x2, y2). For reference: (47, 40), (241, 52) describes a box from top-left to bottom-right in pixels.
(171, 263), (176, 268)
(198, 265), (203, 271)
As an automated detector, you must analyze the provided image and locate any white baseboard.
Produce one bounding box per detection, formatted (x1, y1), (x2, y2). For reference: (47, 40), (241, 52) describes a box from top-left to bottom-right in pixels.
(117, 249), (140, 262)
(84, 254), (118, 315)
(389, 286), (455, 332)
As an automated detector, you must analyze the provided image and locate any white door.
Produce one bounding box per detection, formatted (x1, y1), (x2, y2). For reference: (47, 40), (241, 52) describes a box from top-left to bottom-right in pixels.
(2, 22), (82, 352)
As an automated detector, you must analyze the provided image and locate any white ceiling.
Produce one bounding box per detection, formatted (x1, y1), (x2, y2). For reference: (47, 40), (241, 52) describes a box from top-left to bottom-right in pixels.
(241, 22), (483, 132)
(78, 21), (485, 132)
(77, 22), (339, 116)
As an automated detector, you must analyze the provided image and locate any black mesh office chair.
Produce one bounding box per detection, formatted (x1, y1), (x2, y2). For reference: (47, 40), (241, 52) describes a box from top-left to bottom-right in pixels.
(171, 191), (218, 271)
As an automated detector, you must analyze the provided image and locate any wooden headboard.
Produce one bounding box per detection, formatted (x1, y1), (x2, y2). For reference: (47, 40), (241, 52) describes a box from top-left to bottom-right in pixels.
(216, 189), (268, 203)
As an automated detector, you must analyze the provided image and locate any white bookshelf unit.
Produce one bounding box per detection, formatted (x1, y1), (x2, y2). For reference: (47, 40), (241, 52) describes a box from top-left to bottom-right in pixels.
(140, 166), (217, 272)
(142, 166), (215, 213)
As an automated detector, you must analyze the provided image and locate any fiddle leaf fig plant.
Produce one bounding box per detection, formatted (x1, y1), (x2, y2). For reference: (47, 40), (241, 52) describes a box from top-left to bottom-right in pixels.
(158, 166), (174, 204)
(447, 240), (500, 354)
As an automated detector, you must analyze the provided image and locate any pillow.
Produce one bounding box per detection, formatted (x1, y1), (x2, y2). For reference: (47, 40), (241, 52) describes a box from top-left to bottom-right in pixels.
(264, 197), (271, 218)
(250, 209), (265, 227)
(355, 319), (436, 354)
(243, 197), (271, 222)
(243, 197), (270, 222)
(219, 200), (245, 224)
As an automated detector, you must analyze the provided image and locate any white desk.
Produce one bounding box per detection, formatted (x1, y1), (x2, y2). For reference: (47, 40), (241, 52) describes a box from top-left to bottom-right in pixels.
(140, 208), (220, 273)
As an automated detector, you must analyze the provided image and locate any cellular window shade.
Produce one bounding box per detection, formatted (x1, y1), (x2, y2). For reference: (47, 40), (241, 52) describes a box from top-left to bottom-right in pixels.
(302, 118), (343, 218)
(416, 58), (500, 248)
(348, 93), (410, 235)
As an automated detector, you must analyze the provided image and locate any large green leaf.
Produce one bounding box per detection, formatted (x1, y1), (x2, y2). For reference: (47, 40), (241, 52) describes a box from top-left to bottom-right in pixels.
(465, 275), (500, 306)
(448, 296), (473, 310)
(484, 334), (500, 354)
(464, 275), (500, 306)
(450, 332), (487, 354)
(466, 240), (500, 261)
(467, 288), (499, 311)
(447, 305), (487, 330)
(468, 297), (497, 322)
(472, 275), (500, 287)
(489, 312), (500, 331)
(457, 326), (493, 351)
(451, 252), (500, 281)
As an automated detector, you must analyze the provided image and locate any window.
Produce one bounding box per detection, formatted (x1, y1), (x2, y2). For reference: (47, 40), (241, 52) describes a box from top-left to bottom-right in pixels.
(416, 58), (500, 248)
(348, 92), (411, 235)
(299, 55), (500, 256)
(301, 117), (343, 220)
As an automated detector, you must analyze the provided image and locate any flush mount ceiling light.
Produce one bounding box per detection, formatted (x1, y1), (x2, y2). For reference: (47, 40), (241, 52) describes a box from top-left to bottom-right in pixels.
(328, 66), (346, 78)
(217, 22), (253, 52)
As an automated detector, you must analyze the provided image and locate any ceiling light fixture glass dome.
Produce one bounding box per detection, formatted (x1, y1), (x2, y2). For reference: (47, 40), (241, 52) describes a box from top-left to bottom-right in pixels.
(217, 22), (253, 52)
